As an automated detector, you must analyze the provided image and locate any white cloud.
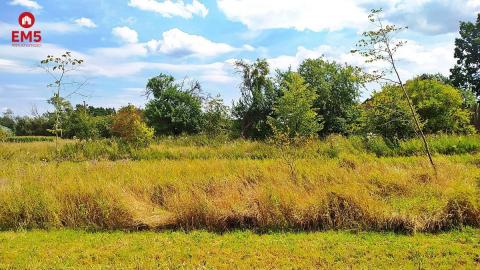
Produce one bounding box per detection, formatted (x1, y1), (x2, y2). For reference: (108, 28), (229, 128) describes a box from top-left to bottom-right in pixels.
(112, 26), (139, 43)
(89, 43), (149, 59)
(128, 0), (208, 19)
(217, 0), (369, 32)
(217, 0), (480, 34)
(268, 46), (331, 70)
(0, 42), (236, 83)
(147, 28), (248, 58)
(9, 0), (41, 9)
(74, 18), (97, 28)
(38, 22), (79, 33)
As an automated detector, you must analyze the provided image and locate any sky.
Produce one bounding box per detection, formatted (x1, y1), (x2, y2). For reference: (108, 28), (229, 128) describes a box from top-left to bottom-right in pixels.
(0, 0), (479, 115)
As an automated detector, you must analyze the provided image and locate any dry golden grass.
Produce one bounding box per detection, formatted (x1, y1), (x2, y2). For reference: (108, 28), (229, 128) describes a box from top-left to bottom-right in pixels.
(0, 141), (479, 233)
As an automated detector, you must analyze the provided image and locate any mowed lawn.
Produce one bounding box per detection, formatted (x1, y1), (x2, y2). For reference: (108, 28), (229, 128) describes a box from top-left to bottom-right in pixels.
(0, 229), (479, 269)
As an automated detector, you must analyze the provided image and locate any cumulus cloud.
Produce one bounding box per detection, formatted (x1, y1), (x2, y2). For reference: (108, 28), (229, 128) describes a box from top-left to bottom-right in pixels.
(128, 0), (208, 19)
(112, 26), (139, 43)
(217, 0), (480, 35)
(217, 0), (369, 32)
(0, 42), (235, 82)
(74, 18), (97, 28)
(9, 0), (41, 9)
(381, 0), (480, 35)
(146, 28), (251, 58)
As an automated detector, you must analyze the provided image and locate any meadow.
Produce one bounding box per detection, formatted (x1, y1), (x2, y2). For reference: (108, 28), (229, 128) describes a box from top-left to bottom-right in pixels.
(1, 135), (480, 268)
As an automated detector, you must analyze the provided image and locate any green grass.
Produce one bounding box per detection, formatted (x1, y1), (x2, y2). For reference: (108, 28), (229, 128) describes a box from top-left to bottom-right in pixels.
(1, 136), (480, 268)
(1, 136), (55, 143)
(0, 229), (479, 269)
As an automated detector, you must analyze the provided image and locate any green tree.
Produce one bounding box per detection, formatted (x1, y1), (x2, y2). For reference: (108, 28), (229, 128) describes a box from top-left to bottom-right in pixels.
(111, 105), (154, 147)
(232, 59), (278, 139)
(201, 96), (232, 137)
(361, 86), (419, 142)
(40, 52), (85, 153)
(268, 72), (321, 139)
(64, 107), (99, 140)
(408, 79), (475, 134)
(0, 109), (15, 131)
(47, 95), (73, 137)
(450, 14), (480, 97)
(352, 8), (435, 170)
(298, 58), (363, 136)
(144, 74), (203, 136)
(14, 115), (52, 136)
(363, 79), (475, 142)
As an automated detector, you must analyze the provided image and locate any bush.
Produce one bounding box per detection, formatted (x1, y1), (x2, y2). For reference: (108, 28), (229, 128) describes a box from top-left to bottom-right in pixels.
(59, 139), (132, 161)
(111, 105), (154, 148)
(0, 125), (13, 139)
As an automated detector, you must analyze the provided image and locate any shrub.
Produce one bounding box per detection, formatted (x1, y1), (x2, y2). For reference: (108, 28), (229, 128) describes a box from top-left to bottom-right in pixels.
(111, 105), (154, 148)
(0, 125), (13, 139)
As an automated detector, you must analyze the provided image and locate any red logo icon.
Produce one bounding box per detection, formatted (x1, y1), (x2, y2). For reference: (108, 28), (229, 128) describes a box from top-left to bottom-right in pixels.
(12, 12), (41, 46)
(18, 12), (35, 28)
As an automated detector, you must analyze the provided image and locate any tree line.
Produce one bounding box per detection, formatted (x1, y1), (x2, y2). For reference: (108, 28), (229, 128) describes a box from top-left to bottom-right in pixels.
(1, 13), (479, 148)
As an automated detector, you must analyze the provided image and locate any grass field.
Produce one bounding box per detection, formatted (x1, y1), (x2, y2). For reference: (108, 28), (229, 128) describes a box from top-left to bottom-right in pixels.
(1, 135), (480, 268)
(1, 229), (479, 269)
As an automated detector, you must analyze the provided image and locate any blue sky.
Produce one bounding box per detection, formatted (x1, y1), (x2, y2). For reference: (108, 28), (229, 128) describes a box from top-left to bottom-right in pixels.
(1, 0), (479, 115)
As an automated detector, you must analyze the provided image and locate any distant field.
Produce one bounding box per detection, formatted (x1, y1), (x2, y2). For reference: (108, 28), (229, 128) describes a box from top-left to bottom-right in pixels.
(0, 229), (479, 269)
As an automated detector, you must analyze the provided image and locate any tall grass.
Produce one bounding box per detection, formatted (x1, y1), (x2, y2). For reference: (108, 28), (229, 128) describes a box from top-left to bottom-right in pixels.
(2, 135), (480, 162)
(0, 156), (478, 232)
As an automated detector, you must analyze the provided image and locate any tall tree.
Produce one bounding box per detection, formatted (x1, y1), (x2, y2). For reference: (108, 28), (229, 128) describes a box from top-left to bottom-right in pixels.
(268, 72), (321, 139)
(232, 59), (278, 139)
(201, 96), (232, 137)
(450, 14), (480, 97)
(298, 58), (363, 136)
(40, 52), (85, 153)
(352, 9), (436, 171)
(144, 74), (203, 136)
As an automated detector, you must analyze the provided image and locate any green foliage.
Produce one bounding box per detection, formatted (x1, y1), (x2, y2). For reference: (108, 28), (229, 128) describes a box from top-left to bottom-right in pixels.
(362, 79), (476, 142)
(59, 139), (131, 161)
(450, 14), (480, 97)
(298, 58), (363, 136)
(14, 115), (53, 136)
(64, 107), (113, 140)
(144, 74), (203, 135)
(201, 96), (232, 137)
(268, 72), (321, 139)
(112, 105), (154, 147)
(407, 79), (475, 134)
(0, 109), (15, 131)
(64, 108), (99, 140)
(361, 85), (417, 142)
(0, 125), (13, 139)
(232, 59), (278, 139)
